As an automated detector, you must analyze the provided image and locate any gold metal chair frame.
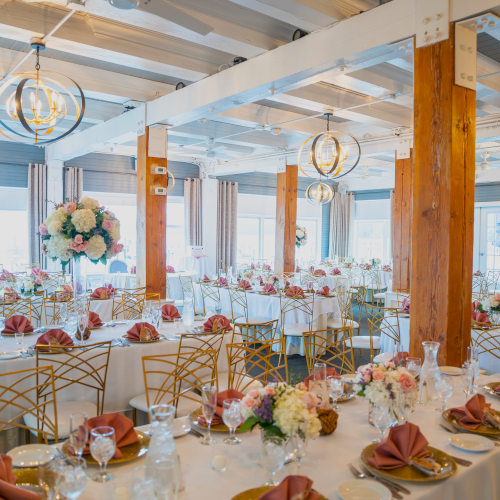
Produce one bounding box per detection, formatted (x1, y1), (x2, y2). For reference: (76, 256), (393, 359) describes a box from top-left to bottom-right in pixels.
(364, 303), (402, 361)
(178, 329), (226, 364)
(112, 287), (146, 320)
(36, 341), (112, 416)
(0, 366), (58, 444)
(2, 297), (32, 322)
(350, 285), (366, 328)
(226, 338), (288, 393)
(279, 293), (315, 337)
(121, 290), (159, 320)
(179, 275), (200, 312)
(233, 319), (278, 345)
(43, 296), (90, 325)
(395, 289), (410, 308)
(124, 275), (136, 289)
(366, 268), (387, 305)
(302, 326), (355, 375)
(198, 280), (221, 316)
(227, 283), (251, 323)
(471, 319), (500, 360)
(299, 271), (325, 288)
(485, 270), (500, 294)
(41, 272), (66, 298)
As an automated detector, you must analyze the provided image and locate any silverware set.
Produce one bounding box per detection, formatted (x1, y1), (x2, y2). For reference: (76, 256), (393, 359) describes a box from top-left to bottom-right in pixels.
(112, 338), (130, 348)
(347, 463), (408, 499)
(439, 423), (500, 446)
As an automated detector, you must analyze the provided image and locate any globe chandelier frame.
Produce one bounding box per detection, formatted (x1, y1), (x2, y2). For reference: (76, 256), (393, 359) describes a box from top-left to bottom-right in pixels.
(305, 179), (334, 206)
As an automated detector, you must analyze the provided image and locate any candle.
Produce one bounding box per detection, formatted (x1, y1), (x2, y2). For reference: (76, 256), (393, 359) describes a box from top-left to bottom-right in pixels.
(112, 487), (130, 500)
(212, 455), (227, 471)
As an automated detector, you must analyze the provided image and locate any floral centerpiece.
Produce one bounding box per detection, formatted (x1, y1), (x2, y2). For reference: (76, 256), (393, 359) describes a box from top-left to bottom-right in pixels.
(382, 265), (392, 272)
(361, 263), (372, 271)
(473, 270), (484, 277)
(40, 197), (123, 265)
(371, 258), (381, 266)
(296, 265), (301, 272)
(240, 383), (322, 443)
(296, 226), (307, 248)
(50, 284), (73, 300)
(480, 294), (500, 322)
(343, 262), (352, 269)
(263, 274), (280, 286)
(242, 271), (253, 281)
(20, 275), (42, 295)
(262, 263), (272, 271)
(0, 286), (19, 301)
(0, 270), (13, 282)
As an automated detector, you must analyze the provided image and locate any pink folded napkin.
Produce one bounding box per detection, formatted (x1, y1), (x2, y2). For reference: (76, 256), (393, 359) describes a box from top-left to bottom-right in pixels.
(331, 268), (341, 275)
(126, 322), (159, 340)
(161, 304), (181, 320)
(304, 367), (338, 389)
(316, 286), (330, 296)
(392, 352), (408, 365)
(399, 298), (410, 313)
(203, 275), (211, 282)
(36, 329), (74, 350)
(91, 287), (112, 299)
(0, 454), (41, 500)
(87, 311), (103, 328)
(449, 394), (492, 430)
(284, 280), (290, 289)
(2, 315), (34, 334)
(166, 266), (175, 272)
(203, 315), (232, 332)
(218, 277), (228, 286)
(313, 269), (326, 277)
(309, 266), (315, 272)
(259, 276), (264, 286)
(471, 301), (490, 324)
(198, 389), (245, 426)
(367, 422), (430, 470)
(285, 286), (305, 298)
(258, 476), (321, 500)
(238, 280), (252, 290)
(262, 283), (277, 295)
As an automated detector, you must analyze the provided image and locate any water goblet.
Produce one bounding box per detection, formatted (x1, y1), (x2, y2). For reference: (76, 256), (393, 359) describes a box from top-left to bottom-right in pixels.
(38, 457), (62, 500)
(435, 375), (454, 412)
(461, 362), (474, 400)
(59, 302), (68, 329)
(66, 313), (78, 340)
(70, 412), (88, 458)
(222, 399), (242, 445)
(260, 439), (285, 486)
(467, 345), (479, 364)
(55, 457), (88, 500)
(89, 426), (116, 482)
(397, 392), (414, 423)
(313, 362), (327, 381)
(405, 357), (421, 379)
(371, 405), (396, 443)
(215, 302), (222, 315)
(200, 385), (217, 445)
(327, 375), (344, 412)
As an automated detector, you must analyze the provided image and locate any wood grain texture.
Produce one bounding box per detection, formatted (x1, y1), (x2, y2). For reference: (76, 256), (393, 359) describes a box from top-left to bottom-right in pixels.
(275, 166), (298, 273)
(410, 25), (475, 366)
(136, 128), (168, 299)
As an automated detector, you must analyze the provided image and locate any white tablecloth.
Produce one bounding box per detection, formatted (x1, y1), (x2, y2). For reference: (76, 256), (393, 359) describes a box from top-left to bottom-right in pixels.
(379, 315), (410, 354)
(89, 297), (175, 322)
(0, 320), (241, 417)
(167, 272), (198, 300)
(68, 373), (500, 500)
(107, 273), (136, 289)
(179, 255), (211, 280)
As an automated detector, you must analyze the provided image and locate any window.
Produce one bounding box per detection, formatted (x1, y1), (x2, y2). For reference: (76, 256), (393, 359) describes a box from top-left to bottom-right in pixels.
(353, 219), (391, 263)
(296, 218), (318, 265)
(166, 198), (185, 269)
(0, 187), (29, 271)
(237, 217), (260, 263)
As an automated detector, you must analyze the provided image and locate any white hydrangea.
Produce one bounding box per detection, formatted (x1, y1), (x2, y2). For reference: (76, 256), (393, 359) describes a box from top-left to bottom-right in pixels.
(85, 235), (107, 260)
(45, 208), (67, 226)
(45, 235), (72, 262)
(80, 196), (100, 211)
(47, 219), (63, 236)
(109, 220), (121, 242)
(103, 211), (116, 220)
(296, 229), (304, 238)
(71, 209), (96, 233)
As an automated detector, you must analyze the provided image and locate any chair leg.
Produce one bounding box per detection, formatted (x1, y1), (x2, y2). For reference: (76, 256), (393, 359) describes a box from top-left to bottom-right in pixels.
(132, 407), (137, 426)
(25, 428), (30, 445)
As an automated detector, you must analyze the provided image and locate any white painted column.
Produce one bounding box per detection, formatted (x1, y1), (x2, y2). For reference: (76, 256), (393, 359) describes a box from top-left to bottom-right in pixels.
(45, 151), (64, 271)
(201, 177), (218, 275)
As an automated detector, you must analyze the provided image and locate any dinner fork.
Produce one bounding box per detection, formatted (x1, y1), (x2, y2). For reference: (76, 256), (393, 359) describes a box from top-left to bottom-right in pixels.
(347, 463), (404, 499)
(359, 465), (411, 495)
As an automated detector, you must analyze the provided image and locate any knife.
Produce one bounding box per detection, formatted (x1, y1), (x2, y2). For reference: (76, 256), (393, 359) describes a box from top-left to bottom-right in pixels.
(360, 465), (411, 495)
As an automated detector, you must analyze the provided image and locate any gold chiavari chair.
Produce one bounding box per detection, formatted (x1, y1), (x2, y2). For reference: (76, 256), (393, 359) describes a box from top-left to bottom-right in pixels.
(485, 270), (500, 294)
(366, 268), (387, 305)
(121, 290), (148, 320)
(178, 329), (226, 364)
(43, 297), (89, 325)
(472, 274), (486, 295)
(471, 319), (500, 362)
(325, 285), (360, 338)
(350, 285), (366, 328)
(129, 349), (218, 423)
(233, 319), (279, 346)
(27, 341), (112, 440)
(299, 271), (325, 288)
(227, 283), (269, 325)
(0, 366), (58, 444)
(2, 297), (32, 322)
(395, 289), (410, 308)
(198, 280), (221, 316)
(279, 292), (314, 342)
(179, 275), (204, 315)
(41, 272), (66, 298)
(363, 303), (402, 361)
(111, 287), (146, 320)
(302, 326), (355, 376)
(226, 338), (288, 394)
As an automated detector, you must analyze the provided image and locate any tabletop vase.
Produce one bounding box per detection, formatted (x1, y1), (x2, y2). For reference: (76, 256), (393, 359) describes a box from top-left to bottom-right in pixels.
(418, 341), (441, 404)
(72, 257), (87, 309)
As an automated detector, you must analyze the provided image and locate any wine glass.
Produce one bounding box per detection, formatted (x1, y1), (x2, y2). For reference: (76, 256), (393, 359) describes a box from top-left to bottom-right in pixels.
(200, 385), (217, 445)
(435, 375), (454, 412)
(222, 399), (242, 445)
(59, 302), (68, 329)
(327, 375), (344, 412)
(55, 457), (88, 500)
(89, 426), (116, 482)
(260, 439), (285, 486)
(70, 412), (88, 458)
(313, 362), (326, 381)
(77, 311), (88, 346)
(215, 302), (222, 315)
(292, 436), (308, 469)
(405, 357), (421, 379)
(397, 392), (413, 423)
(467, 346), (480, 393)
(461, 362), (474, 400)
(371, 405), (396, 443)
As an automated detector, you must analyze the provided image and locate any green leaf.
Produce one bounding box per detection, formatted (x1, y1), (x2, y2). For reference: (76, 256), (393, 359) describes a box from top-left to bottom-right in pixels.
(239, 416), (259, 433)
(100, 256), (107, 265)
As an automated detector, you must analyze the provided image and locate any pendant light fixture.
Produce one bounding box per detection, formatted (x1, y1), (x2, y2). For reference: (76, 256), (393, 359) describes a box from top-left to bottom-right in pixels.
(0, 40), (85, 145)
(305, 179), (334, 206)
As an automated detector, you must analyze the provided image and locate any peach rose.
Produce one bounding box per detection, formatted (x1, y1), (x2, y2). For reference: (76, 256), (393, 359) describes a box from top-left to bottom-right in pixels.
(385, 361), (396, 369)
(70, 241), (78, 250)
(301, 392), (319, 412)
(64, 202), (76, 214)
(399, 373), (417, 393)
(372, 369), (385, 381)
(241, 397), (256, 409)
(112, 242), (124, 254)
(363, 374), (371, 383)
(263, 386), (275, 396)
(39, 223), (48, 235)
(248, 389), (260, 399)
(102, 219), (114, 231)
(74, 234), (83, 244)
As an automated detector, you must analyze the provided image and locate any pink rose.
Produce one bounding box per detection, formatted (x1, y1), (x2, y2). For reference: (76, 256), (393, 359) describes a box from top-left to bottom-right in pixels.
(241, 397), (256, 409)
(64, 202), (76, 214)
(39, 223), (48, 235)
(41, 244), (46, 255)
(263, 386), (275, 396)
(385, 361), (396, 369)
(399, 373), (417, 393)
(74, 234), (83, 244)
(372, 369), (384, 381)
(248, 389), (260, 399)
(112, 242), (124, 254)
(363, 374), (371, 383)
(77, 244), (86, 252)
(301, 392), (319, 412)
(35, 277), (42, 285)
(70, 241), (78, 250)
(102, 219), (114, 231)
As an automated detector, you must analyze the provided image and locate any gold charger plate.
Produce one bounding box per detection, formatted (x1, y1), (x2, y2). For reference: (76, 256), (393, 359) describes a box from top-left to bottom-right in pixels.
(62, 431), (149, 465)
(231, 487), (327, 500)
(361, 444), (456, 482)
(14, 467), (39, 487)
(442, 409), (500, 435)
(1, 331), (34, 336)
(483, 381), (500, 398)
(121, 334), (166, 343)
(188, 408), (248, 433)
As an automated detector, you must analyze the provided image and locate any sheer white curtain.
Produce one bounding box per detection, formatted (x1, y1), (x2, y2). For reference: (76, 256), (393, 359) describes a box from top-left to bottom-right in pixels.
(216, 180), (238, 270)
(27, 163), (47, 267)
(64, 166), (83, 202)
(390, 189), (395, 259)
(184, 178), (201, 246)
(329, 190), (355, 259)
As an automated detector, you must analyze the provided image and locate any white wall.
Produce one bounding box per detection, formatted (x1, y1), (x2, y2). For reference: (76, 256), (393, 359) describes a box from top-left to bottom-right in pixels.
(0, 187), (27, 211)
(355, 199), (391, 220)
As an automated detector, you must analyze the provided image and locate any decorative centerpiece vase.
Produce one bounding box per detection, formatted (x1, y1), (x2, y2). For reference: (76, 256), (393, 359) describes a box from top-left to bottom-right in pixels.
(72, 258), (87, 308)
(418, 341), (441, 404)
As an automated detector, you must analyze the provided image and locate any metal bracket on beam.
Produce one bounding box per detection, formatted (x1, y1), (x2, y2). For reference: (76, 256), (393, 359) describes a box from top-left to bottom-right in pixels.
(396, 139), (411, 160)
(455, 22), (477, 90)
(415, 0), (449, 49)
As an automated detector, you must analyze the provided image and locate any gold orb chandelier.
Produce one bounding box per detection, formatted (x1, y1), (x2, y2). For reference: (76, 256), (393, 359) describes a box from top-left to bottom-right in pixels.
(305, 179), (334, 206)
(298, 112), (361, 180)
(0, 43), (85, 145)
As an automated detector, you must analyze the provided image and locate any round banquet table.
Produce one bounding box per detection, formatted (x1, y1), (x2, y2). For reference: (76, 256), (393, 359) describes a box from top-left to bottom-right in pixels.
(54, 372), (500, 500)
(178, 255), (211, 280)
(88, 296), (175, 322)
(193, 285), (340, 356)
(106, 273), (136, 289)
(0, 319), (241, 420)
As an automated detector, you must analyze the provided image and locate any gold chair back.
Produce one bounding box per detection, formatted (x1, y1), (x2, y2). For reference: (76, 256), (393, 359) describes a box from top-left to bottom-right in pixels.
(36, 341), (112, 416)
(0, 366), (58, 443)
(302, 326), (355, 375)
(179, 275), (197, 309)
(280, 293), (315, 334)
(395, 289), (410, 308)
(472, 275), (486, 295)
(178, 330), (226, 364)
(22, 263), (40, 271)
(121, 290), (147, 320)
(199, 281), (221, 316)
(350, 285), (366, 325)
(43, 297), (89, 325)
(226, 338), (287, 393)
(471, 320), (500, 360)
(485, 270), (500, 293)
(227, 283), (251, 323)
(124, 276), (136, 289)
(365, 303), (402, 360)
(2, 297), (32, 322)
(234, 319), (278, 344)
(41, 272), (66, 298)
(299, 271), (325, 288)
(111, 287), (145, 320)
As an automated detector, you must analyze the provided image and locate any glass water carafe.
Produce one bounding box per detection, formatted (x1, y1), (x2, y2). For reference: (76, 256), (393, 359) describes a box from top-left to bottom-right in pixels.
(182, 296), (194, 327)
(418, 341), (441, 404)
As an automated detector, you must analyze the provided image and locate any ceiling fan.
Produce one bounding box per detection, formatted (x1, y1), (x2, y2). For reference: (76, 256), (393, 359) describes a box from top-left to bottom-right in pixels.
(107, 0), (214, 36)
(204, 139), (233, 159)
(362, 165), (370, 180)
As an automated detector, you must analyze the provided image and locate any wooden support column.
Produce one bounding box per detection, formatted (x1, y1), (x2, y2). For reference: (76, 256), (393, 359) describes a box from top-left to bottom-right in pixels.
(410, 24), (475, 366)
(393, 150), (412, 292)
(136, 127), (168, 299)
(275, 165), (298, 273)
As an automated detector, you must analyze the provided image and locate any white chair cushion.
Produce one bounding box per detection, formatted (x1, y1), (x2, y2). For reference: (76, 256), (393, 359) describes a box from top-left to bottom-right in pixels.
(351, 336), (381, 349)
(129, 392), (200, 417)
(373, 352), (394, 364)
(234, 317), (273, 325)
(205, 372), (263, 395)
(282, 323), (311, 337)
(194, 307), (205, 316)
(162, 299), (175, 304)
(373, 293), (386, 299)
(24, 401), (97, 440)
(173, 300), (184, 308)
(326, 317), (359, 329)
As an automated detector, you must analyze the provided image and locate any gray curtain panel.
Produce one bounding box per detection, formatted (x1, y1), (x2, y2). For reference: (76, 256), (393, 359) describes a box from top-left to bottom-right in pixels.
(390, 189), (395, 259)
(27, 163), (47, 267)
(184, 178), (202, 247)
(64, 166), (83, 202)
(329, 190), (355, 259)
(216, 180), (238, 270)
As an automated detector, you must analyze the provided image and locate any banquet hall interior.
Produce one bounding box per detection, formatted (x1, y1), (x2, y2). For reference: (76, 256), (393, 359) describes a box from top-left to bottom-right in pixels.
(1, 0), (500, 498)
